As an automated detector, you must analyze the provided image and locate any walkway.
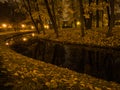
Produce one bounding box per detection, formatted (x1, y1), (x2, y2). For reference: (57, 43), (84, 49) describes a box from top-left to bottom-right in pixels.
(0, 30), (35, 35)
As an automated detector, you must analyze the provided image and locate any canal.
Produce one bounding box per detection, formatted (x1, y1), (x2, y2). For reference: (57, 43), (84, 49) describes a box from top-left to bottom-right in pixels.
(6, 34), (120, 83)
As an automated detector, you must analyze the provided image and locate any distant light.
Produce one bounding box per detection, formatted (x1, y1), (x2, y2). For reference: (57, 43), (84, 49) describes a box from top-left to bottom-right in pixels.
(21, 24), (26, 28)
(44, 24), (49, 29)
(31, 26), (34, 29)
(76, 21), (81, 25)
(2, 24), (7, 28)
(5, 42), (9, 46)
(32, 33), (35, 37)
(22, 37), (27, 41)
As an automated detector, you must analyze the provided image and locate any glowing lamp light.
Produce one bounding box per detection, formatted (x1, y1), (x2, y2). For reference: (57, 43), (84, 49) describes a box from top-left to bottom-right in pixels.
(44, 25), (47, 28)
(5, 42), (9, 46)
(44, 25), (49, 29)
(21, 24), (26, 28)
(22, 37), (27, 41)
(32, 33), (35, 37)
(2, 24), (7, 28)
(76, 21), (81, 25)
(31, 26), (34, 29)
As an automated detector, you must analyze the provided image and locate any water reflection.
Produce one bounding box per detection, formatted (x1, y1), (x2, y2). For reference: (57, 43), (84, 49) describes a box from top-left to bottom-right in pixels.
(31, 33), (35, 37)
(5, 38), (14, 46)
(22, 37), (28, 41)
(10, 37), (120, 83)
(52, 44), (65, 66)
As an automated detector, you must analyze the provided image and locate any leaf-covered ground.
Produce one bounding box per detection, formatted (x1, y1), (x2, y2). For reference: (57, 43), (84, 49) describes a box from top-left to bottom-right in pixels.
(0, 27), (120, 90)
(38, 27), (120, 49)
(0, 45), (120, 90)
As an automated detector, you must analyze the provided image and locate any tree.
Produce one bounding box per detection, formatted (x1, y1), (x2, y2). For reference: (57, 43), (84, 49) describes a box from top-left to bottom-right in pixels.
(44, 0), (59, 37)
(78, 0), (85, 37)
(35, 0), (45, 34)
(96, 0), (99, 27)
(0, 0), (26, 31)
(105, 0), (114, 37)
(10, 0), (26, 31)
(22, 0), (40, 33)
(83, 0), (93, 29)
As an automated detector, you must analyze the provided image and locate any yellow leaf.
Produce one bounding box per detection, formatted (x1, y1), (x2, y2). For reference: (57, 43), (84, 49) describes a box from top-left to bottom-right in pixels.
(14, 72), (19, 76)
(45, 82), (50, 87)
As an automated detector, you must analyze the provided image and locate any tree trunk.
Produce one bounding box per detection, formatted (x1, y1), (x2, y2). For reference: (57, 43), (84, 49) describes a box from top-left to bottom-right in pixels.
(36, 0), (45, 34)
(79, 0), (85, 37)
(29, 12), (40, 34)
(51, 0), (56, 23)
(23, 0), (40, 34)
(96, 0), (99, 27)
(44, 0), (59, 37)
(101, 10), (104, 27)
(38, 15), (45, 34)
(106, 0), (114, 37)
(85, 0), (92, 29)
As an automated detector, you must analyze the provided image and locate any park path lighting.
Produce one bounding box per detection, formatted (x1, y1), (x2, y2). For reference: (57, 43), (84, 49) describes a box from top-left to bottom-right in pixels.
(44, 24), (49, 29)
(5, 42), (9, 46)
(31, 26), (35, 29)
(2, 23), (7, 28)
(21, 24), (26, 28)
(21, 24), (26, 30)
(76, 21), (81, 26)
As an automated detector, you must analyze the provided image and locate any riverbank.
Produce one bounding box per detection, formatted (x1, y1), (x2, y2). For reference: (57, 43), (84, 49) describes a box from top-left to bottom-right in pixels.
(0, 29), (120, 89)
(38, 27), (120, 50)
(1, 43), (120, 90)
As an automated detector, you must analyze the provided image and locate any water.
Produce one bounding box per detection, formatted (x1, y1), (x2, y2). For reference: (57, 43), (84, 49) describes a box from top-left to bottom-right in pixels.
(9, 35), (120, 83)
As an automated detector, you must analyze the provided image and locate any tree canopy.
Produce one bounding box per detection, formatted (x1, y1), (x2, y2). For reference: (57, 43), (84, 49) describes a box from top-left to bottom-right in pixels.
(2, 0), (120, 37)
